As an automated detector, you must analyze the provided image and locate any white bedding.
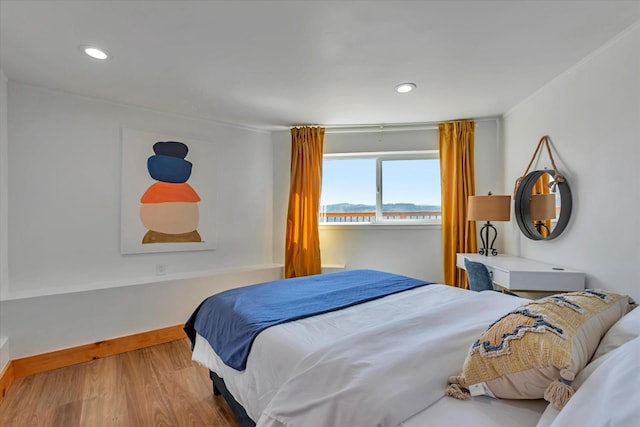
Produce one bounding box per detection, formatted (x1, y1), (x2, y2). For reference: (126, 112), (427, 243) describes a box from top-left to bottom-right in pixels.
(193, 284), (546, 425)
(257, 289), (534, 427)
(536, 307), (640, 427)
(542, 336), (640, 427)
(402, 394), (548, 427)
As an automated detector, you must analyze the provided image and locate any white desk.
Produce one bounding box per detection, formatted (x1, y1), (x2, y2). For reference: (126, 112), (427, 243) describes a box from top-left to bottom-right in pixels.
(456, 253), (585, 292)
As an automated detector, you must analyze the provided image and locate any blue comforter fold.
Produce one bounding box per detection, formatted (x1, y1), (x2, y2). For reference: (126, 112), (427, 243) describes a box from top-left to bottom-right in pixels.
(184, 269), (431, 370)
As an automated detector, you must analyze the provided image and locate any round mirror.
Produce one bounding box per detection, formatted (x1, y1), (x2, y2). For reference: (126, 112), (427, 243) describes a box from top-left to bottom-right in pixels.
(515, 170), (572, 240)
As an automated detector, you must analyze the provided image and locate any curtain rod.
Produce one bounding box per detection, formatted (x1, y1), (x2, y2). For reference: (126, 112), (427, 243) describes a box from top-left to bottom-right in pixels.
(317, 116), (499, 134)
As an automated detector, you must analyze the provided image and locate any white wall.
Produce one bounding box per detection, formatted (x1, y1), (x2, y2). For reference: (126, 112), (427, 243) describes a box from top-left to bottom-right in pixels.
(272, 120), (502, 283)
(0, 82), (279, 361)
(0, 70), (9, 370)
(503, 24), (640, 300)
(1, 266), (281, 360)
(6, 83), (275, 298)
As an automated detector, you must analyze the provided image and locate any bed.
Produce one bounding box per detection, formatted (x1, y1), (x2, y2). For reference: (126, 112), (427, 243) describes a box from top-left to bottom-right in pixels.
(184, 269), (639, 427)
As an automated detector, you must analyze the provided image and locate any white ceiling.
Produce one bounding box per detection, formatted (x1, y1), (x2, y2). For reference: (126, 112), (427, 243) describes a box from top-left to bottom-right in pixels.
(1, 0), (639, 131)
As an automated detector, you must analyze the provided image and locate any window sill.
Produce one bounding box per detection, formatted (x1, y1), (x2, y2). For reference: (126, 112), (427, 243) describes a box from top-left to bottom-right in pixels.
(320, 222), (441, 230)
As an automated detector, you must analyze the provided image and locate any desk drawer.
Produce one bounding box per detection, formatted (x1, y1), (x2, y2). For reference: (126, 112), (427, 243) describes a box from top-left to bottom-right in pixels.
(487, 267), (509, 288)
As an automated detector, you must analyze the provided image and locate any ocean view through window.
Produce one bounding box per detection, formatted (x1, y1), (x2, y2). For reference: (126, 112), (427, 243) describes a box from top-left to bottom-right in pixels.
(320, 152), (441, 223)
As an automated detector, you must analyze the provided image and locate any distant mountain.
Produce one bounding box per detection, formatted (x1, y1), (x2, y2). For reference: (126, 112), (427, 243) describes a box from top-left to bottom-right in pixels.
(382, 203), (441, 212)
(323, 203), (440, 212)
(323, 203), (373, 213)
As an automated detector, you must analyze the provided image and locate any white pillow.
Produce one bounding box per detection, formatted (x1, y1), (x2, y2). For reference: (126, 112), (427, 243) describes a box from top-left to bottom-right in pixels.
(537, 305), (640, 427)
(547, 336), (640, 426)
(535, 340), (618, 427)
(592, 305), (639, 360)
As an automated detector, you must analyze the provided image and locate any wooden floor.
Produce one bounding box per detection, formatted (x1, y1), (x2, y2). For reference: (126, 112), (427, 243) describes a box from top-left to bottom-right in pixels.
(0, 338), (241, 427)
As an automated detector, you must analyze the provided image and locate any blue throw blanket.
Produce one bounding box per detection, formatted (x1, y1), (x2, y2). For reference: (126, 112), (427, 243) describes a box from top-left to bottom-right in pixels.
(184, 269), (432, 371)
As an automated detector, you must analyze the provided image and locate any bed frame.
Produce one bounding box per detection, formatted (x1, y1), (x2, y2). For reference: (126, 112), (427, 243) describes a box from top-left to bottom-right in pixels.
(209, 370), (256, 427)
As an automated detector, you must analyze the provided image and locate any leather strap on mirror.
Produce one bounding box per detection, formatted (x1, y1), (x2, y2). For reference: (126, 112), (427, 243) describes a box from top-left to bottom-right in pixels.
(514, 135), (565, 196)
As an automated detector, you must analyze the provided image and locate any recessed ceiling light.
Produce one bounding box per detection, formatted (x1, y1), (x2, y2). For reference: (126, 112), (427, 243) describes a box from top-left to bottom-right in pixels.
(81, 46), (109, 60)
(395, 83), (416, 93)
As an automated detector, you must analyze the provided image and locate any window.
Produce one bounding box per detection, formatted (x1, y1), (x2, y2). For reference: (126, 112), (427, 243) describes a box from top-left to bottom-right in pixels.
(320, 151), (441, 224)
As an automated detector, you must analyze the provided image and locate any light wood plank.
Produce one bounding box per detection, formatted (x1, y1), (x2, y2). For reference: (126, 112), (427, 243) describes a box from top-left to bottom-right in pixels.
(0, 339), (240, 427)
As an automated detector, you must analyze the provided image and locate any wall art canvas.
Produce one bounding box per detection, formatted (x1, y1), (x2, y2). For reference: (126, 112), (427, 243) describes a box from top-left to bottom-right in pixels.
(121, 128), (217, 254)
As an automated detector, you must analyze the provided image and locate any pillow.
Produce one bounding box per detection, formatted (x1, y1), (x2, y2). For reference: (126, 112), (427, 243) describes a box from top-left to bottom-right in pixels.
(446, 290), (633, 410)
(591, 301), (638, 360)
(545, 336), (640, 426)
(535, 333), (622, 427)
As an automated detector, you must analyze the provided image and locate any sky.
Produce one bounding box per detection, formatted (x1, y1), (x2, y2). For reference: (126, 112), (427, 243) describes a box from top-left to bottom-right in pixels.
(321, 158), (441, 206)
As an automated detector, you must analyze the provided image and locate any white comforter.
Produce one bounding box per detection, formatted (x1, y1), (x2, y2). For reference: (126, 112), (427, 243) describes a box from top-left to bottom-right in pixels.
(192, 284), (530, 426)
(256, 287), (527, 427)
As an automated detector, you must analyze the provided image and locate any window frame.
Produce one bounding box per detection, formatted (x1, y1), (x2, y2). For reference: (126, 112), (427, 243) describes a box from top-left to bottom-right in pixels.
(320, 150), (441, 226)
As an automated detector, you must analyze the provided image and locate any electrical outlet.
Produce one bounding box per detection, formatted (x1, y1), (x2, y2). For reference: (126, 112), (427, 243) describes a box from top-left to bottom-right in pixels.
(156, 263), (166, 275)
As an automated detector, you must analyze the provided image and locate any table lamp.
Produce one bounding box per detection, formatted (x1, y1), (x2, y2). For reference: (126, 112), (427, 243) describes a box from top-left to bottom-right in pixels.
(467, 193), (511, 256)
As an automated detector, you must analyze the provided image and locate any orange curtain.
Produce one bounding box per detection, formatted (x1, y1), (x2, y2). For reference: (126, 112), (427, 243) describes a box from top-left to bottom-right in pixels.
(533, 173), (551, 238)
(439, 121), (477, 288)
(284, 126), (325, 278)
